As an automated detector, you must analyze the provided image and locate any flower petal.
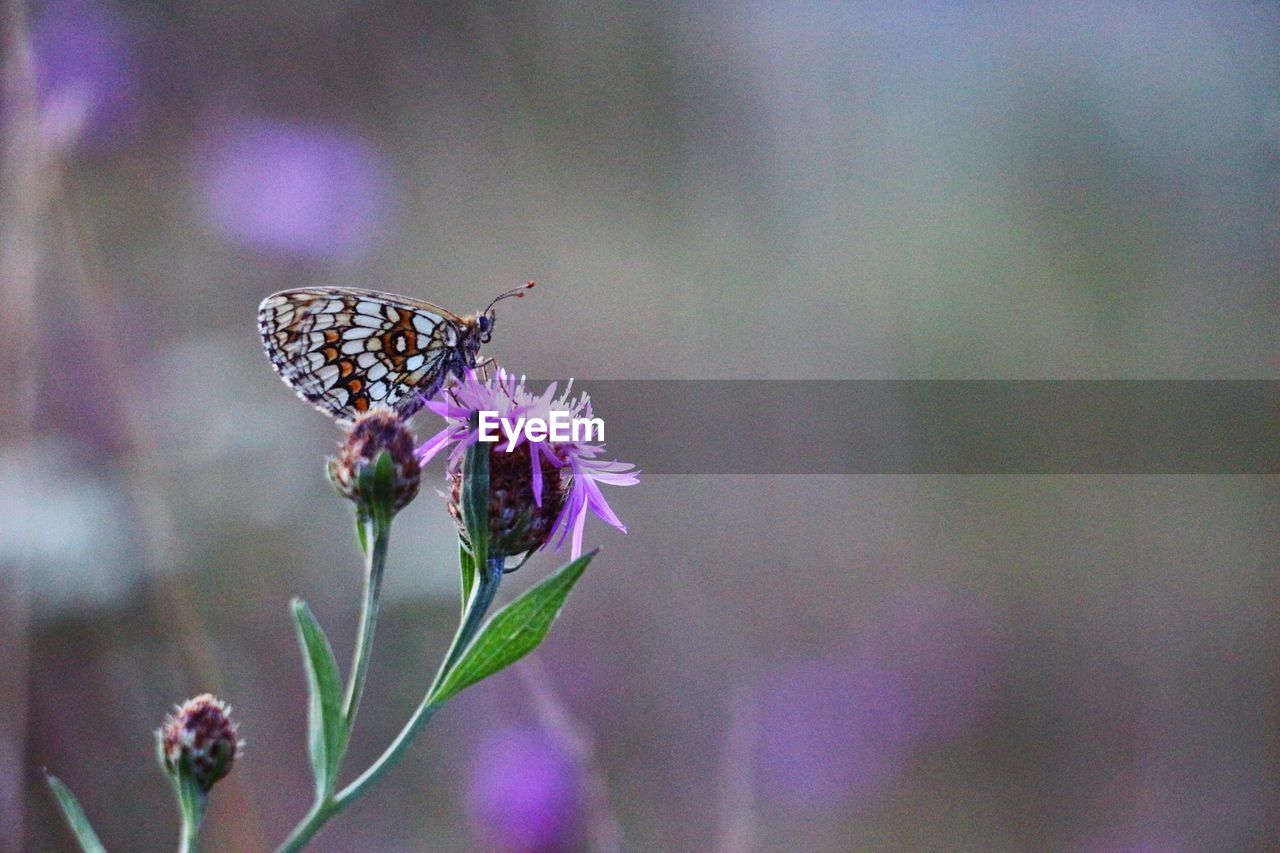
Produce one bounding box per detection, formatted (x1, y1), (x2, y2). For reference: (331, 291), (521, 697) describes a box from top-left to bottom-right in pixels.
(582, 472), (626, 531)
(570, 499), (588, 559)
(416, 427), (457, 463)
(530, 444), (544, 507)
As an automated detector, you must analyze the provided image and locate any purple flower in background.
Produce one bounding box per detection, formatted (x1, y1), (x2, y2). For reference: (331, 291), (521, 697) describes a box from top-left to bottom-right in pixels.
(196, 117), (393, 261)
(466, 724), (583, 852)
(31, 0), (139, 147)
(419, 369), (638, 558)
(756, 587), (1003, 813)
(757, 656), (913, 812)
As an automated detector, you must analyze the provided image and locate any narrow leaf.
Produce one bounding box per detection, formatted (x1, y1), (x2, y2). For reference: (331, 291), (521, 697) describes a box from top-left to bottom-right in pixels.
(355, 513), (369, 554)
(291, 599), (346, 796)
(45, 773), (107, 853)
(430, 551), (595, 704)
(459, 542), (477, 618)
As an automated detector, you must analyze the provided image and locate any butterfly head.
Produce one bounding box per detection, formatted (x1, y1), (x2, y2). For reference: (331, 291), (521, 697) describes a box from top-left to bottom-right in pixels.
(475, 313), (494, 344)
(476, 280), (535, 346)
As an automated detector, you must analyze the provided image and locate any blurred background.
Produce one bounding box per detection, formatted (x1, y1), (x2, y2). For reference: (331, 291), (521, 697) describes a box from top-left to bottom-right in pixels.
(3, 1), (1278, 850)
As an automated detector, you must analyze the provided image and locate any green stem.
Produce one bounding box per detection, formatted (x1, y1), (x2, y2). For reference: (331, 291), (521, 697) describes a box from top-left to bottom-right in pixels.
(274, 558), (505, 852)
(178, 809), (202, 853)
(337, 558), (503, 804)
(342, 515), (389, 735)
(434, 556), (504, 683)
(275, 798), (333, 853)
(276, 517), (388, 853)
(175, 778), (206, 853)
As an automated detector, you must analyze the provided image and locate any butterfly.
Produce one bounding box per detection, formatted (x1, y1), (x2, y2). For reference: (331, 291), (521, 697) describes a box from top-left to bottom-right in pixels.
(258, 282), (533, 423)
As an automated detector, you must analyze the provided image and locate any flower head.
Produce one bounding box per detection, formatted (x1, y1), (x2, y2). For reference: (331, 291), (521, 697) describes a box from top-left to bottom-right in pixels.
(418, 370), (638, 559)
(158, 694), (241, 793)
(328, 408), (421, 516)
(447, 435), (567, 558)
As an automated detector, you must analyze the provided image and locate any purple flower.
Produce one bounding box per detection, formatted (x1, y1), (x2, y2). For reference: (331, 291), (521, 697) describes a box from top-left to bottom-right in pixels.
(418, 369), (638, 559)
(756, 588), (1004, 813)
(757, 656), (912, 811)
(466, 724), (583, 852)
(31, 0), (139, 148)
(194, 117), (393, 261)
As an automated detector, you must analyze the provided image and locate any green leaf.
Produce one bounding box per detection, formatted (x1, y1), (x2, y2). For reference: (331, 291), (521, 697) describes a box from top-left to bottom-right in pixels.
(45, 773), (107, 853)
(291, 599), (346, 797)
(459, 543), (477, 618)
(355, 513), (369, 554)
(459, 424), (489, 572)
(429, 551), (595, 705)
(355, 450), (396, 530)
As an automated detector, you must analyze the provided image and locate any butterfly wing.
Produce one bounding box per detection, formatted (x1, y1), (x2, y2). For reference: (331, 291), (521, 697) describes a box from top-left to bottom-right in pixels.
(258, 287), (469, 423)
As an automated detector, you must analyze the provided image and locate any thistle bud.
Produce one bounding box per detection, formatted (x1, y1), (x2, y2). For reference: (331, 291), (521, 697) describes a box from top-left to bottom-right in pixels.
(328, 408), (420, 516)
(158, 694), (240, 793)
(448, 441), (566, 561)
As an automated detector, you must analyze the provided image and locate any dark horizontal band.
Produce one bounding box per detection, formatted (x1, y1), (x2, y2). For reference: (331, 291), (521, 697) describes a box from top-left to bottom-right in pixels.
(560, 380), (1280, 474)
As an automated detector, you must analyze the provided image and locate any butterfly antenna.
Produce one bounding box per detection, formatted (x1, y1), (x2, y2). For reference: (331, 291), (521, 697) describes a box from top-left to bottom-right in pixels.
(486, 280), (535, 314)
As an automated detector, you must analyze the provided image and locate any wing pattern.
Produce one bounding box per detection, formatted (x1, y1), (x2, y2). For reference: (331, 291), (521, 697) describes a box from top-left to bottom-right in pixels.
(258, 287), (467, 423)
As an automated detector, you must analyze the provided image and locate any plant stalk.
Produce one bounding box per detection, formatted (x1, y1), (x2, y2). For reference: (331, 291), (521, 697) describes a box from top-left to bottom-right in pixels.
(274, 798), (332, 853)
(275, 557), (504, 852)
(175, 779), (206, 853)
(336, 558), (504, 805)
(341, 515), (389, 735)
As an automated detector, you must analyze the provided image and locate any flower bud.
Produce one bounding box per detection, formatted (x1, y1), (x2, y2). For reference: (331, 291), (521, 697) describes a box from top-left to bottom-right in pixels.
(158, 694), (240, 793)
(328, 408), (420, 515)
(448, 441), (566, 560)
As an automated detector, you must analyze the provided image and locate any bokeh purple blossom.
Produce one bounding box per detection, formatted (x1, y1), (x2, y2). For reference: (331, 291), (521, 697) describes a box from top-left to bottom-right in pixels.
(30, 0), (139, 148)
(466, 724), (583, 853)
(757, 586), (1003, 813)
(194, 117), (393, 261)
